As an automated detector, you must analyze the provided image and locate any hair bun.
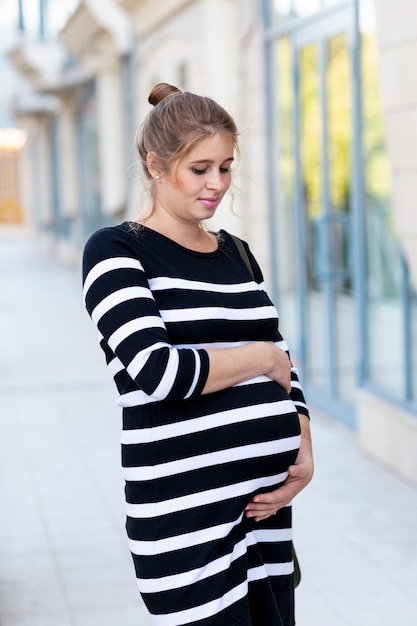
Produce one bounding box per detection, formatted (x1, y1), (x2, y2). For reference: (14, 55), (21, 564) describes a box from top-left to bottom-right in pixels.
(148, 82), (182, 106)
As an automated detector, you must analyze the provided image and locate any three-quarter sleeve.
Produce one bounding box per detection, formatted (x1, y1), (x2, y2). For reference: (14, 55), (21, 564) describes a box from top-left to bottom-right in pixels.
(82, 228), (209, 402)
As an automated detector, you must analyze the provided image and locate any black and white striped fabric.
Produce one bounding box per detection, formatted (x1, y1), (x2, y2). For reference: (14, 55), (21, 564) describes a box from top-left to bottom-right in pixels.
(82, 223), (309, 626)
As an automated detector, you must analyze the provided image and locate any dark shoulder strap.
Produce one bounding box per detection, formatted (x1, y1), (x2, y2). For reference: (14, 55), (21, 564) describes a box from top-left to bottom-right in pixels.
(230, 234), (255, 280)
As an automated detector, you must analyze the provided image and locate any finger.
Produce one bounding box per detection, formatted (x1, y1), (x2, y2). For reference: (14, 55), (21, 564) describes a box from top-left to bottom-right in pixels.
(251, 490), (280, 504)
(245, 504), (278, 515)
(248, 492), (293, 513)
(248, 506), (280, 522)
(251, 487), (291, 506)
(245, 497), (285, 515)
(288, 464), (305, 477)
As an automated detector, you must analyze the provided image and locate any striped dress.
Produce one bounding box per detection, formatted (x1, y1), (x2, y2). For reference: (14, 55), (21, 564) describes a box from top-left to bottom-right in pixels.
(82, 222), (309, 626)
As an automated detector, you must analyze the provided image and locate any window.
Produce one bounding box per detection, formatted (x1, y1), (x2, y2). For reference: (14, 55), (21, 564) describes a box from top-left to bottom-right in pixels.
(360, 0), (404, 395)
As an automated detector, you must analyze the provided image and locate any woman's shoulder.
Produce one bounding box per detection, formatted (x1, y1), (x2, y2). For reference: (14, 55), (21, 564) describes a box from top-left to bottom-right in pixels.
(219, 229), (253, 259)
(219, 229), (263, 283)
(219, 229), (249, 247)
(83, 221), (143, 253)
(82, 222), (144, 278)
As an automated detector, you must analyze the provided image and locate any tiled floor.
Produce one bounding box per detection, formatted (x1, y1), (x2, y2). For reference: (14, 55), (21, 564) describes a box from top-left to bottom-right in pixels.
(294, 411), (417, 625)
(0, 230), (151, 626)
(1, 229), (417, 625)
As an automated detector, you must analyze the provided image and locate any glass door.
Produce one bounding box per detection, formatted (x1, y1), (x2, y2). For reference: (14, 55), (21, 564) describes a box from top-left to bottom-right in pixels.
(292, 3), (361, 425)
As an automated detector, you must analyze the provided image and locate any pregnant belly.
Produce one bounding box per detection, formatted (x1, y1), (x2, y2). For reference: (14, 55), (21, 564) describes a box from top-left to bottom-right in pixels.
(123, 380), (301, 519)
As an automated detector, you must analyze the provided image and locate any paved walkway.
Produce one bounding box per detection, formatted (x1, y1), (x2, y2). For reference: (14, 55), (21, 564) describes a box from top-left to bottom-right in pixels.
(1, 228), (417, 626)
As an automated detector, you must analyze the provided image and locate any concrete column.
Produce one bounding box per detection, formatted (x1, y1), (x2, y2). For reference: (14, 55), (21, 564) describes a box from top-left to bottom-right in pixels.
(58, 98), (78, 219)
(37, 116), (53, 227)
(200, 0), (244, 236)
(19, 127), (32, 228)
(96, 58), (125, 216)
(201, 0), (239, 116)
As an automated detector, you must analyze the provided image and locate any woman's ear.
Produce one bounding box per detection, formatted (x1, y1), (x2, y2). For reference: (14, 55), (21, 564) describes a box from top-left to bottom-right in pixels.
(147, 152), (163, 180)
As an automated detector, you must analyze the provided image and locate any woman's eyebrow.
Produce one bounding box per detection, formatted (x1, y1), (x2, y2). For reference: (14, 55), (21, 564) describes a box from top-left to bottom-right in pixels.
(190, 157), (234, 164)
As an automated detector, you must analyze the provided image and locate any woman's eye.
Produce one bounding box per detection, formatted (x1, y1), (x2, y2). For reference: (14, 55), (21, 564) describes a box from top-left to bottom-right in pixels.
(191, 166), (231, 175)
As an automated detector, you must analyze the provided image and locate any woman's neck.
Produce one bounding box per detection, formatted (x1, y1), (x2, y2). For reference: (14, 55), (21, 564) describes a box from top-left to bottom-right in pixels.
(139, 215), (218, 253)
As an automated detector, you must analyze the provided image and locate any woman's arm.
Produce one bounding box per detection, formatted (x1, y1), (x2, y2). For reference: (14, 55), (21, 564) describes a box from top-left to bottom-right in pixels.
(244, 414), (314, 522)
(203, 342), (292, 395)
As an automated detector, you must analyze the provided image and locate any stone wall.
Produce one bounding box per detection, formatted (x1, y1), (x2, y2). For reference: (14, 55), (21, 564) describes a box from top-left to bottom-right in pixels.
(374, 0), (417, 286)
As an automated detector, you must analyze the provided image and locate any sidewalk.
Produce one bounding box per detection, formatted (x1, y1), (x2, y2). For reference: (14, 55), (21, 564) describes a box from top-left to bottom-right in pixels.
(1, 229), (417, 626)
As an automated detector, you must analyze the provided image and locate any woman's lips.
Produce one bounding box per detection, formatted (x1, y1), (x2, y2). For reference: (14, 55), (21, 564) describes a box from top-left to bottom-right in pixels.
(199, 198), (219, 208)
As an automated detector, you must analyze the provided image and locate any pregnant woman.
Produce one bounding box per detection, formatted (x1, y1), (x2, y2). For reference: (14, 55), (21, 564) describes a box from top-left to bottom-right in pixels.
(82, 82), (313, 626)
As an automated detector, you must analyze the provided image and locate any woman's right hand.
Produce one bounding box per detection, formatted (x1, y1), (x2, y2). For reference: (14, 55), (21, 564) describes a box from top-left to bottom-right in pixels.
(262, 342), (292, 394)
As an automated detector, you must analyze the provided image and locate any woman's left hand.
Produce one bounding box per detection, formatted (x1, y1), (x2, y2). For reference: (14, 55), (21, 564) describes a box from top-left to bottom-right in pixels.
(244, 414), (314, 522)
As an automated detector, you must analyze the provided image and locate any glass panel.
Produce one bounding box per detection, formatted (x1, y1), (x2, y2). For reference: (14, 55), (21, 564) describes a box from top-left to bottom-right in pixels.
(412, 287), (417, 400)
(17, 0), (79, 40)
(299, 44), (327, 390)
(293, 0), (323, 16)
(323, 0), (345, 7)
(326, 33), (355, 404)
(271, 0), (345, 22)
(300, 45), (322, 233)
(328, 35), (351, 235)
(46, 0), (79, 38)
(361, 0), (404, 396)
(272, 0), (294, 21)
(19, 0), (41, 39)
(274, 37), (297, 349)
(271, 0), (332, 23)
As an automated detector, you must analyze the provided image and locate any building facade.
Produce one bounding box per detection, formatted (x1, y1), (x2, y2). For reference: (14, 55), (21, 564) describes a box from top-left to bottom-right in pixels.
(7, 0), (417, 483)
(261, 0), (417, 482)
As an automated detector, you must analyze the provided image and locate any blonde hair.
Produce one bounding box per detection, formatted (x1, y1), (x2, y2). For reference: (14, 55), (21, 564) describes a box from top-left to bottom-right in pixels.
(136, 82), (239, 185)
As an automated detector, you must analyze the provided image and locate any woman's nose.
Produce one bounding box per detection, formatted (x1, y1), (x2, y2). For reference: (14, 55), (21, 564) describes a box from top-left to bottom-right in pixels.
(206, 172), (224, 190)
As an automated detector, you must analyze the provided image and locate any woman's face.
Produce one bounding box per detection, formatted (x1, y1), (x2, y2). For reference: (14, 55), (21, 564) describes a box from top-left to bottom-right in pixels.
(153, 132), (234, 225)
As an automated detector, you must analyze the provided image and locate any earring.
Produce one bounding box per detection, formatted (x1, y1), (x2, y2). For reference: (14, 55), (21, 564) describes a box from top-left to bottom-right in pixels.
(155, 175), (160, 181)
